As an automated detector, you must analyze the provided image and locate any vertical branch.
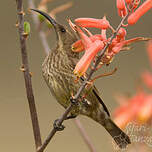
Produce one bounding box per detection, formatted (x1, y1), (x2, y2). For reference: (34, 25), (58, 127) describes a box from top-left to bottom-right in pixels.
(16, 0), (42, 150)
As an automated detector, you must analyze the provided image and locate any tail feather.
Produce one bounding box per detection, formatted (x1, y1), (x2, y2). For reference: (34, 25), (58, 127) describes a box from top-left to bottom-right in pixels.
(104, 119), (131, 149)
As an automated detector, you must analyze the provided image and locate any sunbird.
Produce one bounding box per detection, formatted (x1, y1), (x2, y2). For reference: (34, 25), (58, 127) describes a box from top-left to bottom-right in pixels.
(31, 9), (131, 149)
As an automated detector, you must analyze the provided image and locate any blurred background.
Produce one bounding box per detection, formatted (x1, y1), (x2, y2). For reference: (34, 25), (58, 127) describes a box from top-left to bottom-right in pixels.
(0, 0), (152, 152)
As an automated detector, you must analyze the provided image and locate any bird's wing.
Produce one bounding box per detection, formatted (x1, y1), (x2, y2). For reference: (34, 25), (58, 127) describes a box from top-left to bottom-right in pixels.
(71, 57), (110, 117)
(80, 75), (110, 117)
(92, 87), (110, 116)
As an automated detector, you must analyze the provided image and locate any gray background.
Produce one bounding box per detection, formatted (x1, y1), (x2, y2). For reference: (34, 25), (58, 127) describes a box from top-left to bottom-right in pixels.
(0, 0), (152, 152)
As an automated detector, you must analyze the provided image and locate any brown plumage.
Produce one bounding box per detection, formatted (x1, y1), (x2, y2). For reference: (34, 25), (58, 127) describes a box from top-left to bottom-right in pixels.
(31, 9), (131, 149)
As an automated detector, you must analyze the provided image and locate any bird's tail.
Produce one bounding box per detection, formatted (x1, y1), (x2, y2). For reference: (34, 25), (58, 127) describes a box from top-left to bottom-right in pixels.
(103, 118), (131, 149)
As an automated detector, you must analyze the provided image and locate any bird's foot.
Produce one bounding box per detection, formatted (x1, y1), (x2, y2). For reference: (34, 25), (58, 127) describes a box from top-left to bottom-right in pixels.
(70, 96), (79, 106)
(53, 119), (65, 131)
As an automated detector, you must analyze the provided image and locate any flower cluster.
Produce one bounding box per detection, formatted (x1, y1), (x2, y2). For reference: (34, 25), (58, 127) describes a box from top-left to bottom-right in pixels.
(113, 41), (152, 129)
(70, 0), (152, 77)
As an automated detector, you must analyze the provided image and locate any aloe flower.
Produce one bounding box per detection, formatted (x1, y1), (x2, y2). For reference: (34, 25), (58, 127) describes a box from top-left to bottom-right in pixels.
(72, 34), (104, 52)
(74, 40), (104, 77)
(114, 91), (147, 129)
(75, 17), (110, 29)
(76, 27), (92, 49)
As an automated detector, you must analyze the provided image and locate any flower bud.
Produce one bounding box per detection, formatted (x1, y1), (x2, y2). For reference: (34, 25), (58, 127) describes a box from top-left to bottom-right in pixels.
(75, 17), (110, 29)
(74, 40), (104, 77)
(128, 0), (152, 25)
(117, 0), (127, 17)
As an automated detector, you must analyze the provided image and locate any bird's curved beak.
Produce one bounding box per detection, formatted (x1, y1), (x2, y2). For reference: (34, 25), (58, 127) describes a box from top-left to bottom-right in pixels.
(31, 9), (57, 27)
(31, 9), (59, 40)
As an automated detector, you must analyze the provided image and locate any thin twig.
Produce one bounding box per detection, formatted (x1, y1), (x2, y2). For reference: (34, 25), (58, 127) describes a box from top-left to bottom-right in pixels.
(16, 0), (42, 150)
(90, 68), (117, 83)
(74, 118), (97, 152)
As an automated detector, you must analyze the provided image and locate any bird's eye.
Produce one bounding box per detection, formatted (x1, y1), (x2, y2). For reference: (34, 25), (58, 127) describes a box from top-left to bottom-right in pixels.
(60, 27), (66, 33)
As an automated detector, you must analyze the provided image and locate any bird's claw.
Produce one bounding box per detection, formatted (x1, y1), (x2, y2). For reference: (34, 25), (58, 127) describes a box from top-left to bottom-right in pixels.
(53, 119), (65, 131)
(70, 96), (78, 106)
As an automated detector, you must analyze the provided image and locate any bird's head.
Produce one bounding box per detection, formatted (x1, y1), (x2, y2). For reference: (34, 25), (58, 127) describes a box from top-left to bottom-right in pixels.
(31, 9), (78, 56)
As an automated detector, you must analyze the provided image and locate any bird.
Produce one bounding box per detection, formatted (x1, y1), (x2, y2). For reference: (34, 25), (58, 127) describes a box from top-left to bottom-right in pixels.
(31, 9), (131, 149)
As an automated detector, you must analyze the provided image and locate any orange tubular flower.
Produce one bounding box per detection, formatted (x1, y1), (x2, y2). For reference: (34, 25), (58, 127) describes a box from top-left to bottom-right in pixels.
(76, 27), (92, 49)
(112, 42), (125, 54)
(75, 17), (110, 29)
(72, 34), (104, 52)
(116, 28), (126, 42)
(121, 37), (149, 46)
(114, 107), (136, 129)
(90, 34), (104, 42)
(128, 0), (152, 25)
(113, 91), (146, 129)
(116, 0), (127, 17)
(68, 19), (77, 32)
(101, 29), (107, 40)
(83, 27), (93, 37)
(74, 40), (104, 77)
(72, 40), (85, 52)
